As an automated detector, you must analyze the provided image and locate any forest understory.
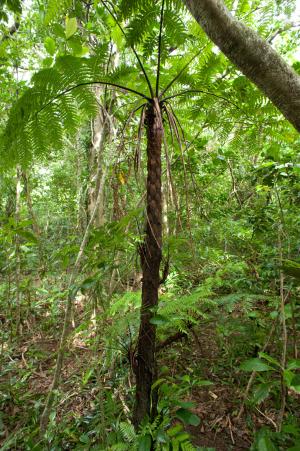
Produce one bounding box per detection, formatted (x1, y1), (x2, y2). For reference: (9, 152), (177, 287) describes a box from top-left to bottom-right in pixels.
(1, 276), (299, 450)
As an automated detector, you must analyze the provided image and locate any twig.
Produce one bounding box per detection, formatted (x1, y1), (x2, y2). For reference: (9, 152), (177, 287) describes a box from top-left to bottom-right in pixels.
(227, 415), (235, 445)
(255, 407), (277, 430)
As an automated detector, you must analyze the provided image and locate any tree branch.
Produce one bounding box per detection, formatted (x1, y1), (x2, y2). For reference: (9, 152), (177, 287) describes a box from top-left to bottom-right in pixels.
(183, 0), (300, 132)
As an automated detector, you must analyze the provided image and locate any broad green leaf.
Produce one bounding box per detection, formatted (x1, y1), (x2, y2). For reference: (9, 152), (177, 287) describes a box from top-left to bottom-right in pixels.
(16, 229), (38, 243)
(283, 369), (295, 387)
(44, 37), (56, 55)
(287, 359), (300, 370)
(240, 358), (273, 372)
(175, 408), (200, 426)
(138, 434), (152, 451)
(156, 429), (168, 444)
(257, 436), (278, 451)
(290, 374), (300, 392)
(81, 275), (98, 291)
(65, 17), (77, 39)
(175, 432), (190, 442)
(42, 56), (53, 68)
(252, 383), (273, 404)
(0, 42), (7, 58)
(258, 352), (281, 368)
(53, 23), (65, 38)
(67, 36), (83, 55)
(49, 411), (56, 422)
(180, 375), (190, 383)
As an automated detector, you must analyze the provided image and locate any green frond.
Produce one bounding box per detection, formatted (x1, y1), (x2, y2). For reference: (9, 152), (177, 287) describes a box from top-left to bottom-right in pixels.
(126, 4), (159, 47)
(119, 0), (153, 19)
(0, 53), (147, 168)
(158, 286), (215, 333)
(119, 421), (136, 443)
(163, 6), (187, 47)
(165, 0), (185, 11)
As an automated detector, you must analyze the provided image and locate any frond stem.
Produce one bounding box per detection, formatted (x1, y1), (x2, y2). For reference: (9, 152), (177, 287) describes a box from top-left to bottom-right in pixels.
(156, 0), (165, 97)
(162, 89), (241, 110)
(101, 0), (154, 98)
(159, 48), (203, 99)
(36, 81), (151, 115)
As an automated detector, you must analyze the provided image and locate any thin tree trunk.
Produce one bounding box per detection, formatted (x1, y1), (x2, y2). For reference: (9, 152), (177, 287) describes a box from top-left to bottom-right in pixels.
(183, 0), (300, 132)
(87, 86), (113, 227)
(22, 171), (45, 270)
(22, 172), (41, 236)
(133, 100), (163, 428)
(15, 166), (22, 335)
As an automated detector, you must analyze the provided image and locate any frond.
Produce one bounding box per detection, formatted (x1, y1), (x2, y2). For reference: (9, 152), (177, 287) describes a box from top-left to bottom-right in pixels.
(163, 6), (187, 48)
(119, 421), (136, 442)
(119, 0), (153, 19)
(158, 286), (216, 333)
(0, 55), (146, 168)
(126, 4), (159, 47)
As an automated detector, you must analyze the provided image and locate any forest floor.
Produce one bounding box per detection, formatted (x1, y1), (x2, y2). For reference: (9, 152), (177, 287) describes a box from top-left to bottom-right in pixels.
(1, 301), (298, 450)
(162, 325), (269, 451)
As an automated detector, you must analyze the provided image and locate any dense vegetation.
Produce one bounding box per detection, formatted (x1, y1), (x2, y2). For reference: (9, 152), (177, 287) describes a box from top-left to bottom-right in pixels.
(0, 0), (300, 449)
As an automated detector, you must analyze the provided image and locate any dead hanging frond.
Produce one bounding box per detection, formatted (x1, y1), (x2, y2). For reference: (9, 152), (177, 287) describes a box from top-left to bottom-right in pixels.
(161, 105), (183, 232)
(164, 102), (183, 146)
(164, 102), (192, 235)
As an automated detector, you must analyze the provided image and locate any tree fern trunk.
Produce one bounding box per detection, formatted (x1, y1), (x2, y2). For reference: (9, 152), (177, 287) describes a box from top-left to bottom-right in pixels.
(133, 101), (163, 428)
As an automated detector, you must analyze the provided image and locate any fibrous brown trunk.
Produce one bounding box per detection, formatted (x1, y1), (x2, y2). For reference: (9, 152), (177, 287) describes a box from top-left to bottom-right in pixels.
(183, 0), (300, 132)
(133, 100), (163, 428)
